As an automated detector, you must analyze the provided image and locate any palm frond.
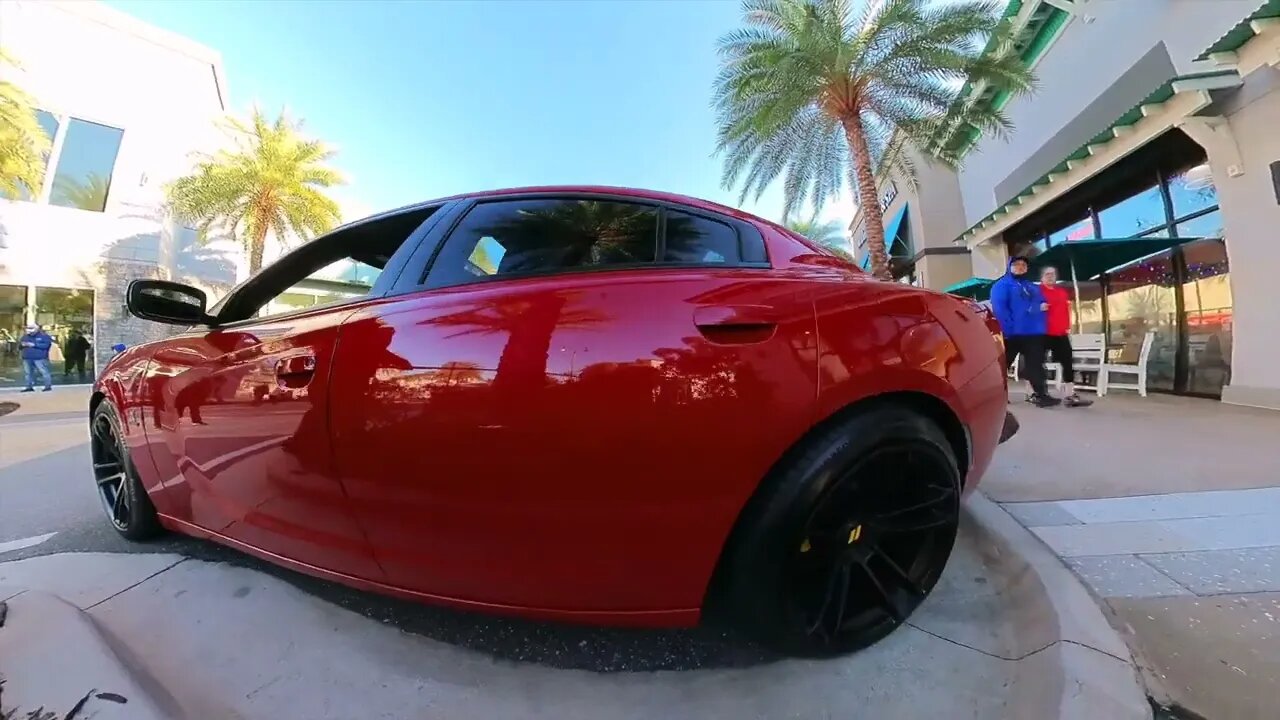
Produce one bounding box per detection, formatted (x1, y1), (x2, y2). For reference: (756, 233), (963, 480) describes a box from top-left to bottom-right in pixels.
(165, 107), (345, 274)
(714, 0), (1034, 279)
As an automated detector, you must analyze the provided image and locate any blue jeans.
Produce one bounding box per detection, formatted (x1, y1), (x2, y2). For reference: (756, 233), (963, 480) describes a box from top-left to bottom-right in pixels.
(23, 358), (52, 390)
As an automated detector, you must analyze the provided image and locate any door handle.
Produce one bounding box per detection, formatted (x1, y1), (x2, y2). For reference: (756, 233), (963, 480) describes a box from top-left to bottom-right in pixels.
(693, 304), (778, 344)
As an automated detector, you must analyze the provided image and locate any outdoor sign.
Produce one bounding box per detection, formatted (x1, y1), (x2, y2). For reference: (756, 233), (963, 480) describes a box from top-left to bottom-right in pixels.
(879, 182), (898, 213)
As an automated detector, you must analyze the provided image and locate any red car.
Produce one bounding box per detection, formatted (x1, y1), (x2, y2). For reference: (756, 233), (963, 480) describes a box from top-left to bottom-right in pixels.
(91, 186), (1012, 656)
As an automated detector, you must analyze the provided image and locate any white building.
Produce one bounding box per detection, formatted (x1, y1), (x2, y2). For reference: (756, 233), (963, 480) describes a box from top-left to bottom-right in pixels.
(853, 0), (1280, 409)
(0, 0), (237, 387)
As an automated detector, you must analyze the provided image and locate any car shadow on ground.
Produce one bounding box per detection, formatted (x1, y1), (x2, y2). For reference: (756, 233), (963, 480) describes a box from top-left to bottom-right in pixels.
(150, 536), (779, 673)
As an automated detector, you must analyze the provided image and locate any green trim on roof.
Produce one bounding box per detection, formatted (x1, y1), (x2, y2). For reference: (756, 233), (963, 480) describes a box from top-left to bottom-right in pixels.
(953, 71), (1237, 244)
(947, 3), (1072, 154)
(1196, 0), (1280, 60)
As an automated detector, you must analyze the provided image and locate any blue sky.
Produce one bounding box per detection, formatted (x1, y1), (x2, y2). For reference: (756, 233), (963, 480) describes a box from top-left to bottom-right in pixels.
(107, 0), (855, 228)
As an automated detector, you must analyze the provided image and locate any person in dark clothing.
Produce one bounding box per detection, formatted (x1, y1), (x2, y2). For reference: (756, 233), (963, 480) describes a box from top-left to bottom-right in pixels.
(18, 323), (54, 392)
(990, 256), (1060, 407)
(1040, 267), (1092, 407)
(63, 329), (91, 382)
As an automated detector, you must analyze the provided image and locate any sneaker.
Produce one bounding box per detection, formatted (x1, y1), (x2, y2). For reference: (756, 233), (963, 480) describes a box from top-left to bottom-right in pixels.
(1030, 393), (1062, 408)
(20, 387), (34, 393)
(42, 387), (53, 392)
(1064, 394), (1093, 407)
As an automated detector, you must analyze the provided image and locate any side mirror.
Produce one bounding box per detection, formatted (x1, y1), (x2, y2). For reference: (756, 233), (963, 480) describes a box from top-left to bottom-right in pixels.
(126, 280), (213, 326)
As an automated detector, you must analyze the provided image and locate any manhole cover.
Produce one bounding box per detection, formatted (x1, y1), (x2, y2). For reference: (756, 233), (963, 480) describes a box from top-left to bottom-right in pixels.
(0, 402), (18, 418)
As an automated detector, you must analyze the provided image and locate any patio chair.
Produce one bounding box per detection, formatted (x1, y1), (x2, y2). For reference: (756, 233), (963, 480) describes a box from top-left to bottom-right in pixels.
(1097, 331), (1156, 397)
(1046, 333), (1106, 393)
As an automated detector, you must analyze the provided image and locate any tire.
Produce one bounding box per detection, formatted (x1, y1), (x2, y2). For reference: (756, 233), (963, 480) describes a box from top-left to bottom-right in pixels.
(717, 403), (961, 657)
(90, 401), (163, 541)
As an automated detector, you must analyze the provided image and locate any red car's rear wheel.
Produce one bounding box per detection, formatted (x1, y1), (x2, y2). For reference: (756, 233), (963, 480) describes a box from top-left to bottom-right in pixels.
(715, 404), (961, 657)
(91, 402), (163, 541)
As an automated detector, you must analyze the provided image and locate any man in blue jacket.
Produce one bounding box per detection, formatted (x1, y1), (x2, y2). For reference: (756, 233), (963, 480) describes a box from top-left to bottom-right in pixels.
(990, 257), (1060, 407)
(19, 323), (54, 393)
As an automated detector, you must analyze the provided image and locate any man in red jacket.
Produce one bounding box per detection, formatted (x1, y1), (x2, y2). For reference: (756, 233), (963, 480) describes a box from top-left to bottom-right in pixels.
(1041, 266), (1092, 407)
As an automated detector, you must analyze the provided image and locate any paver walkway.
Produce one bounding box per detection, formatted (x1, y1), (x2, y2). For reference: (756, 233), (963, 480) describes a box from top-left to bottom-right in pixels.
(989, 392), (1280, 719)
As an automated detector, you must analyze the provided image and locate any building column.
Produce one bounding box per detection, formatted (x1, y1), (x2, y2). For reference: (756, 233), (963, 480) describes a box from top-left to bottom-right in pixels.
(1179, 71), (1280, 409)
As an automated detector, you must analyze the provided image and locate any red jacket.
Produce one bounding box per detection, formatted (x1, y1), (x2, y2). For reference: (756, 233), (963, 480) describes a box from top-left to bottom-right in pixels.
(1041, 283), (1071, 336)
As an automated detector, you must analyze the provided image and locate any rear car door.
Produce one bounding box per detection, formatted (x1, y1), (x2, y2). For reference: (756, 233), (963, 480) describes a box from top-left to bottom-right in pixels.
(328, 194), (819, 613)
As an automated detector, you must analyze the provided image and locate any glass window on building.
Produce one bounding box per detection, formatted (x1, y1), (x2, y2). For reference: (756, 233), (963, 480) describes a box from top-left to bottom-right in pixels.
(49, 118), (124, 213)
(0, 285), (29, 387)
(1104, 253), (1178, 392)
(1097, 182), (1166, 238)
(1167, 164), (1218, 219)
(1181, 239), (1232, 396)
(1048, 216), (1094, 245)
(1175, 209), (1223, 240)
(1, 110), (60, 202)
(32, 287), (96, 386)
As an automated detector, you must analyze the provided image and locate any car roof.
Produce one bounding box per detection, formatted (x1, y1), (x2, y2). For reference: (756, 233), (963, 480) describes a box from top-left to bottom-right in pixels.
(343, 185), (767, 231)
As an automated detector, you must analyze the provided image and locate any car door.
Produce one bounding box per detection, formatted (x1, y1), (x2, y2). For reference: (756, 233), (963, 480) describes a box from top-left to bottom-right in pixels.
(144, 206), (443, 581)
(328, 195), (819, 613)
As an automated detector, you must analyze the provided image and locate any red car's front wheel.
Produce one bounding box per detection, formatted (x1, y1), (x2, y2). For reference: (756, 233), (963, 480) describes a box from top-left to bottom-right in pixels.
(715, 404), (962, 657)
(91, 402), (163, 541)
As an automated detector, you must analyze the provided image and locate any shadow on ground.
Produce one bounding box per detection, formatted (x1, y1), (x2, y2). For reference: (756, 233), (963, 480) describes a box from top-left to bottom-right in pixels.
(142, 535), (777, 673)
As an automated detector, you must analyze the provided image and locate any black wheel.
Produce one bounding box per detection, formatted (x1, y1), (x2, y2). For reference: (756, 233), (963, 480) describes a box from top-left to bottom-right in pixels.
(716, 404), (961, 657)
(91, 402), (162, 541)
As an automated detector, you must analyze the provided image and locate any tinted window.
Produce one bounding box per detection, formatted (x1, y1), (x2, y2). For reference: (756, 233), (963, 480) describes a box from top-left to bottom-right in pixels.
(663, 211), (739, 264)
(1096, 182), (1165, 238)
(428, 198), (658, 286)
(1167, 164), (1218, 219)
(49, 118), (123, 212)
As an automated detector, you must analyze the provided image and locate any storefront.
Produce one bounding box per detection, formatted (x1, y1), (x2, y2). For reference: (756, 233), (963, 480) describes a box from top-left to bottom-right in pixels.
(1003, 129), (1233, 398)
(0, 283), (97, 387)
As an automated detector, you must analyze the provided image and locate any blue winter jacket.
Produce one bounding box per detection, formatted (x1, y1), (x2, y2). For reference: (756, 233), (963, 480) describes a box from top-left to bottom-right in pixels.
(990, 262), (1047, 337)
(19, 331), (53, 361)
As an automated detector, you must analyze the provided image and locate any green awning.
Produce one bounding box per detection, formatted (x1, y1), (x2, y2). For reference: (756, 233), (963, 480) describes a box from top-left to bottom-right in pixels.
(943, 277), (995, 300)
(1032, 237), (1183, 281)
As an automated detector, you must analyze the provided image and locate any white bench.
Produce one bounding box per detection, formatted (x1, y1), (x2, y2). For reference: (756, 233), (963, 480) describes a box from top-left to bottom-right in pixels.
(1097, 331), (1156, 397)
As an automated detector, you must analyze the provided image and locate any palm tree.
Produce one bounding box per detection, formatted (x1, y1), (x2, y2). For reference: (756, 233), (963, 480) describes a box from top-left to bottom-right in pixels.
(52, 172), (110, 211)
(714, 0), (1033, 280)
(785, 217), (852, 259)
(166, 108), (343, 275)
(0, 49), (52, 200)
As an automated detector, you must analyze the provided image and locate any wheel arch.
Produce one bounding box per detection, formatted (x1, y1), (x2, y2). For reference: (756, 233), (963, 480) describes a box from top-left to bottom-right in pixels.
(701, 387), (969, 617)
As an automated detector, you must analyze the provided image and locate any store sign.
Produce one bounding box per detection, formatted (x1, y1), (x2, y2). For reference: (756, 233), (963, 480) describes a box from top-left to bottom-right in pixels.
(879, 182), (899, 213)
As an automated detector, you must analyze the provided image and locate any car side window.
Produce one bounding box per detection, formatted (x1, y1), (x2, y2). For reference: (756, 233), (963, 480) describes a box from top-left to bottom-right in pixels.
(663, 211), (740, 264)
(426, 198), (658, 287)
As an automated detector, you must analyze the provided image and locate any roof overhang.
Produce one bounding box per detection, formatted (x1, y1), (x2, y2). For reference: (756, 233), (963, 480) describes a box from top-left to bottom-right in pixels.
(958, 74), (1236, 249)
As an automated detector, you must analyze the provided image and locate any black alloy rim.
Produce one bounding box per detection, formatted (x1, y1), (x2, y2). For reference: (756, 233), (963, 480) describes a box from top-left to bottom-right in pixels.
(786, 441), (959, 649)
(91, 414), (131, 531)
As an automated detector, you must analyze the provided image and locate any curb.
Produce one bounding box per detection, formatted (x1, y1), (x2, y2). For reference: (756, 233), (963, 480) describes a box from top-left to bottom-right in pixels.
(0, 589), (170, 720)
(964, 491), (1152, 720)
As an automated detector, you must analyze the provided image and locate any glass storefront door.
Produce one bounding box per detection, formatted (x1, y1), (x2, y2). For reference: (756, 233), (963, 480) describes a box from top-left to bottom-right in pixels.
(1181, 239), (1232, 396)
(1099, 239), (1233, 398)
(0, 285), (97, 387)
(1104, 253), (1179, 393)
(0, 285), (27, 387)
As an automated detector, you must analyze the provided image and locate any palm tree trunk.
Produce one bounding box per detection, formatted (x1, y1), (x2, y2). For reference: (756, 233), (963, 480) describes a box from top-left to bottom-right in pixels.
(842, 116), (892, 281)
(248, 224), (268, 276)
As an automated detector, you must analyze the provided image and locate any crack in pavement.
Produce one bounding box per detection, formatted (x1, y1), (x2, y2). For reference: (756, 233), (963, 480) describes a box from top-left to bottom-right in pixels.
(85, 558), (189, 610)
(906, 622), (1135, 667)
(905, 621), (1055, 662)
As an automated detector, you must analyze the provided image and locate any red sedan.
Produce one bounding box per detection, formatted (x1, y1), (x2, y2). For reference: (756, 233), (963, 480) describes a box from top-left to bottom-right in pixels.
(90, 186), (1012, 656)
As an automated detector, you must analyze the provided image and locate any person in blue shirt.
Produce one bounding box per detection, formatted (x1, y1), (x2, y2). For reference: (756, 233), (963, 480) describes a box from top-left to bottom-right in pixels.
(990, 256), (1060, 407)
(19, 323), (54, 393)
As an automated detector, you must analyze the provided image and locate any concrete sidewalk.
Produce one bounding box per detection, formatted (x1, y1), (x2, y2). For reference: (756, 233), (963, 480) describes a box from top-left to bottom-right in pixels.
(0, 501), (1149, 720)
(989, 392), (1280, 719)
